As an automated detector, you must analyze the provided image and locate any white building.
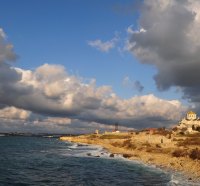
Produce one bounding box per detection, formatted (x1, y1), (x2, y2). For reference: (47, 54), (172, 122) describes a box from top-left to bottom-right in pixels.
(177, 111), (200, 133)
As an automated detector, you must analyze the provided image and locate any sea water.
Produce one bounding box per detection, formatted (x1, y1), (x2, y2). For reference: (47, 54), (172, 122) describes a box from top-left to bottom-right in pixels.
(0, 136), (198, 186)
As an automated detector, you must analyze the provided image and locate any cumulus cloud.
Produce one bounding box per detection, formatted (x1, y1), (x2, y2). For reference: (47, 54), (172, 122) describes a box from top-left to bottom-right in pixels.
(0, 106), (30, 120)
(0, 27), (186, 132)
(0, 62), (185, 131)
(127, 0), (200, 111)
(87, 35), (118, 52)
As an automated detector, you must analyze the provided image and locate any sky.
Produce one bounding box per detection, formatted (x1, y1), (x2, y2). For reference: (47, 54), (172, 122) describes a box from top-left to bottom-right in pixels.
(0, 0), (199, 133)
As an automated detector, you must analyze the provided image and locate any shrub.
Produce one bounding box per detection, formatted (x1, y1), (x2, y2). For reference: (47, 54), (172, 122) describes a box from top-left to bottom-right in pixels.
(146, 148), (152, 152)
(155, 128), (172, 136)
(111, 142), (122, 148)
(177, 137), (200, 146)
(123, 154), (133, 158)
(122, 139), (136, 150)
(88, 134), (98, 139)
(172, 149), (188, 157)
(186, 133), (200, 138)
(172, 138), (183, 142)
(142, 142), (151, 147)
(179, 132), (185, 135)
(189, 148), (200, 160)
(156, 144), (162, 148)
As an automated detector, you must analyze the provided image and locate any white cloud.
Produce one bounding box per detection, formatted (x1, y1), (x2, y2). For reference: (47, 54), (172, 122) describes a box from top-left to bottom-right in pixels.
(0, 28), (17, 63)
(42, 117), (71, 125)
(0, 27), (187, 132)
(0, 106), (30, 120)
(0, 61), (185, 131)
(0, 28), (6, 39)
(87, 35), (118, 52)
(0, 62), (186, 131)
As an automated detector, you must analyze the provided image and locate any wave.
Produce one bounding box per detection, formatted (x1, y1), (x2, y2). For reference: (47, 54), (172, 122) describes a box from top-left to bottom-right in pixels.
(62, 142), (200, 186)
(68, 143), (78, 149)
(168, 173), (200, 186)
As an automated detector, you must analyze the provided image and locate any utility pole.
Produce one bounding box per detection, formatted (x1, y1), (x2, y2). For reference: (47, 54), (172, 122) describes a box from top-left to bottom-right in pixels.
(115, 123), (118, 132)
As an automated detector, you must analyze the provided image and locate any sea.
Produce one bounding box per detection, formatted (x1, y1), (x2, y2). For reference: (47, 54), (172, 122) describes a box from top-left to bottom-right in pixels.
(0, 136), (199, 186)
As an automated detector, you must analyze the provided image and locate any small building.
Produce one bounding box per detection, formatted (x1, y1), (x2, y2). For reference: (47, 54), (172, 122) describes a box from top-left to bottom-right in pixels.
(148, 128), (158, 135)
(143, 128), (158, 135)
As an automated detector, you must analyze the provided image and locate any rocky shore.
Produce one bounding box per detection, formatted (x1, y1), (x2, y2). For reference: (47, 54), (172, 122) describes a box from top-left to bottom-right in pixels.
(60, 132), (200, 182)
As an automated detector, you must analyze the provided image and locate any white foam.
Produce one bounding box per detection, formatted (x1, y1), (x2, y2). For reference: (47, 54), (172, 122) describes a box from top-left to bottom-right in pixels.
(167, 172), (200, 186)
(68, 143), (78, 149)
(62, 142), (200, 185)
(168, 175), (180, 186)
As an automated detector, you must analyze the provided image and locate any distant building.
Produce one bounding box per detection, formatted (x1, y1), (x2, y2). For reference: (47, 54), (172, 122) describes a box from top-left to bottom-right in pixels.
(112, 123), (120, 133)
(148, 128), (158, 135)
(177, 111), (200, 133)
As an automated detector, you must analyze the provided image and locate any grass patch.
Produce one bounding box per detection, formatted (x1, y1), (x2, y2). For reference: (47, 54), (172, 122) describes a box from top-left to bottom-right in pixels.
(111, 141), (123, 148)
(177, 137), (200, 146)
(88, 134), (98, 139)
(185, 133), (200, 138)
(99, 134), (129, 139)
(172, 138), (184, 142)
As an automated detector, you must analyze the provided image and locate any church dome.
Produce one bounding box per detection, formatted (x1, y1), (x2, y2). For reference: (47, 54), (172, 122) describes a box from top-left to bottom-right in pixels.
(187, 111), (196, 115)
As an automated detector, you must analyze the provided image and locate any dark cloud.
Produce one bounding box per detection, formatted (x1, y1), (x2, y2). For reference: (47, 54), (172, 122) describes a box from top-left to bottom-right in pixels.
(134, 80), (144, 93)
(128, 0), (200, 111)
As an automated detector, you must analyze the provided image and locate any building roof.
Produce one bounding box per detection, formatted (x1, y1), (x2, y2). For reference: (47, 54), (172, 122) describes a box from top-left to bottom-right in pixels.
(187, 111), (196, 115)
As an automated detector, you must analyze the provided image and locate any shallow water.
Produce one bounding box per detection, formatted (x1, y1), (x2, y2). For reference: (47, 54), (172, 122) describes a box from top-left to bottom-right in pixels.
(0, 136), (198, 185)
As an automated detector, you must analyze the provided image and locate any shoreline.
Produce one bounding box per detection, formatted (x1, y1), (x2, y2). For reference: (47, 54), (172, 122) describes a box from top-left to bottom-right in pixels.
(60, 133), (200, 183)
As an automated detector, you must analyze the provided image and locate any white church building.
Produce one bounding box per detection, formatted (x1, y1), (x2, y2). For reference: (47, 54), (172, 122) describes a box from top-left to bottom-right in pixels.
(177, 111), (200, 133)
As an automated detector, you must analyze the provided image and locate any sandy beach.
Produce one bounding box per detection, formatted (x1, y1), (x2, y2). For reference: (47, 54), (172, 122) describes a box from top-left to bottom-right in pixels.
(60, 132), (200, 182)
